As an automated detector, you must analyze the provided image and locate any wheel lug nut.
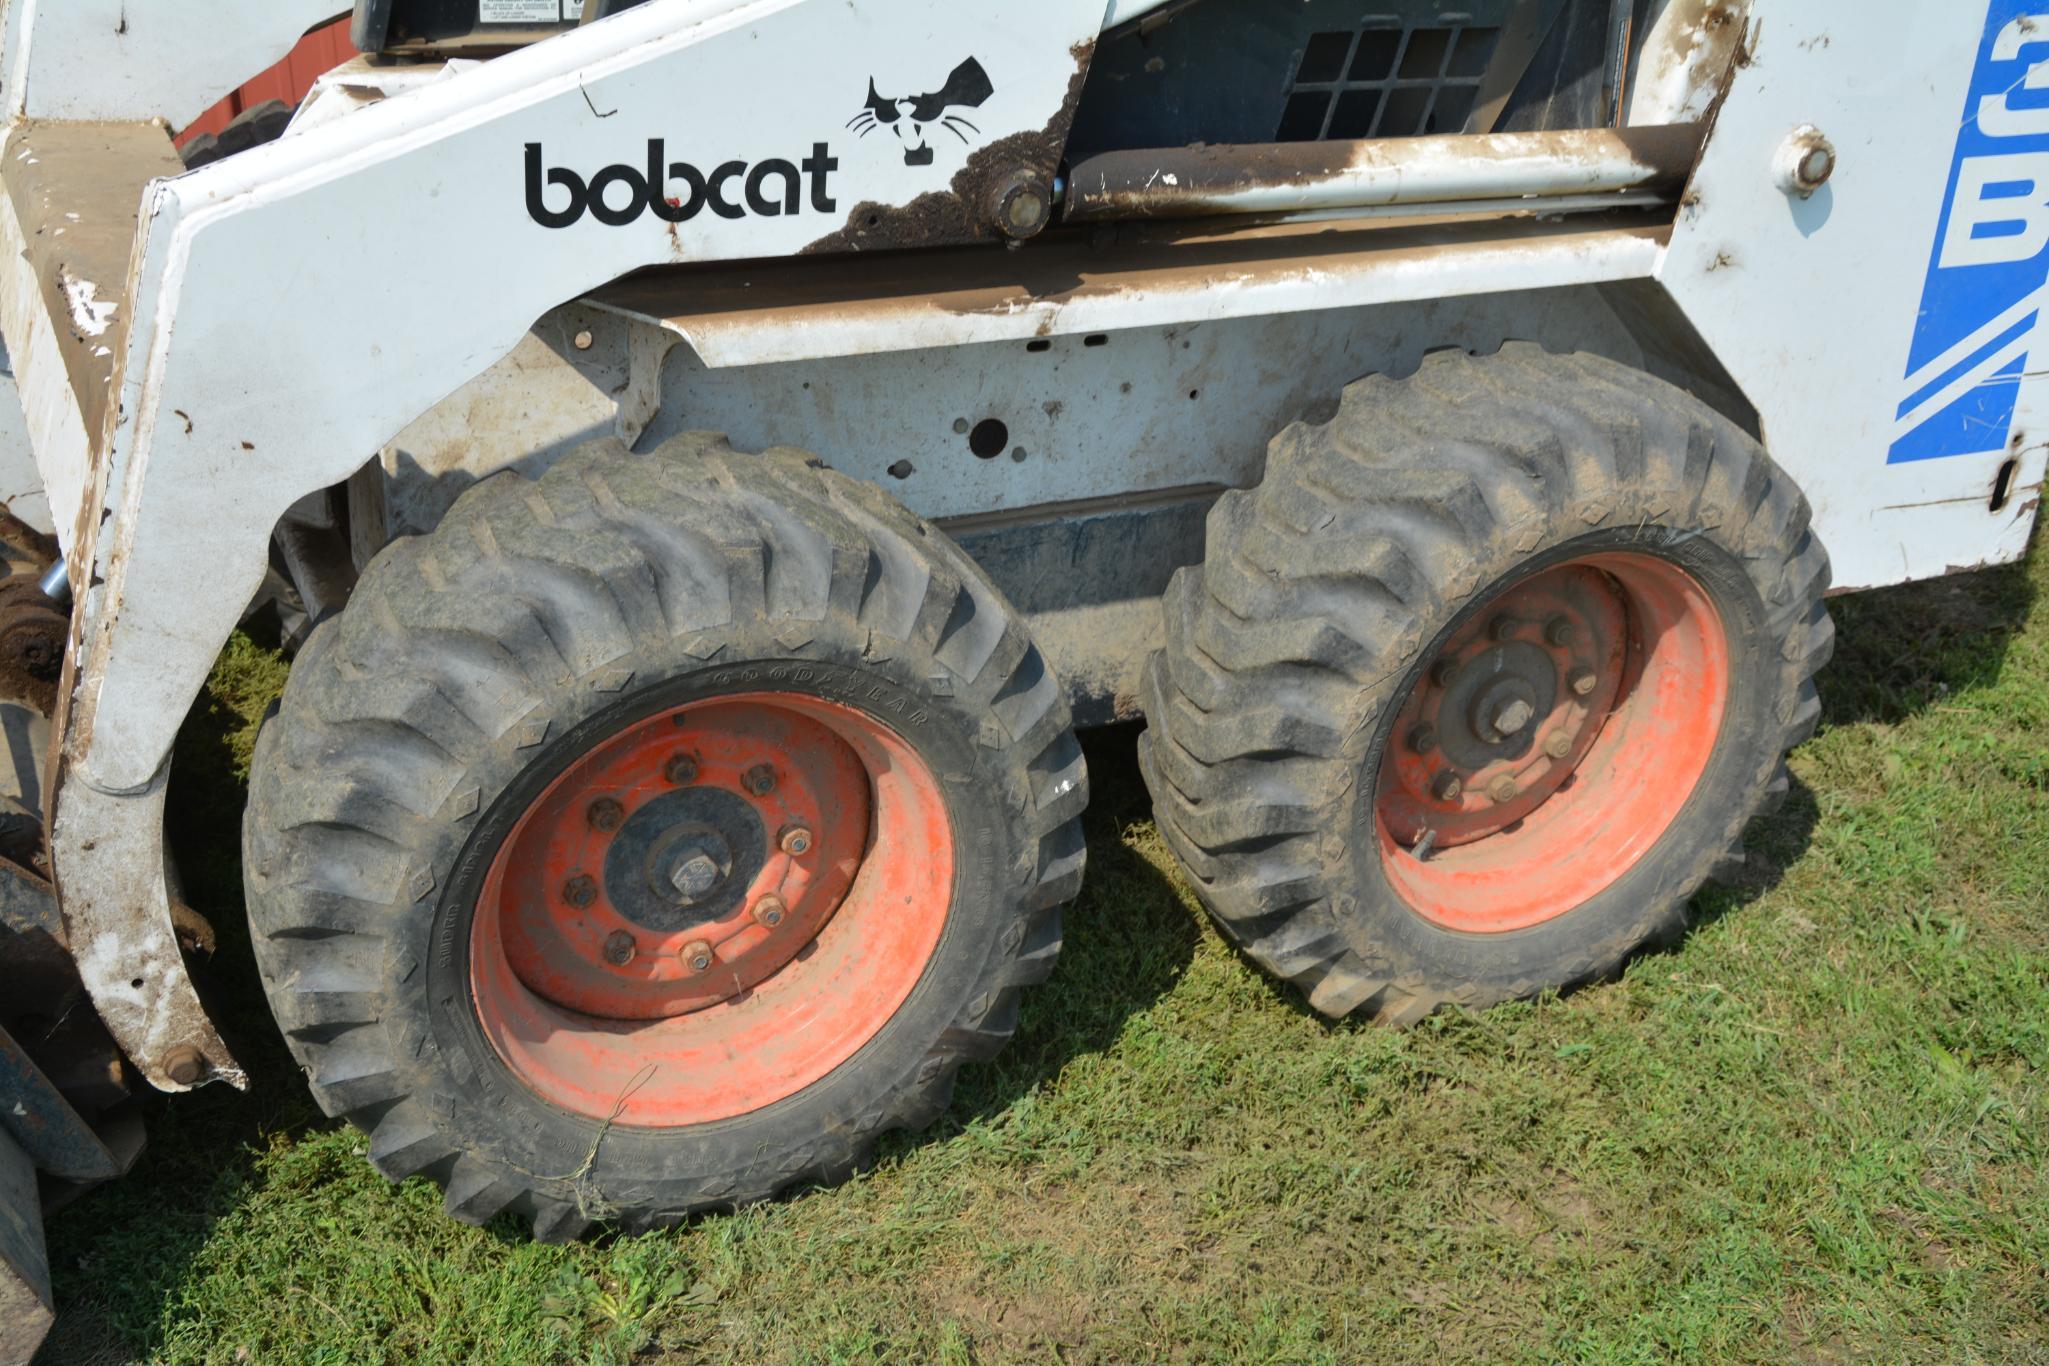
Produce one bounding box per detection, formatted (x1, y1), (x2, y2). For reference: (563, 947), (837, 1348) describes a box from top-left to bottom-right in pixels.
(1543, 730), (1573, 759)
(562, 874), (597, 908)
(1488, 614), (1518, 642)
(1488, 776), (1519, 804)
(1431, 771), (1464, 802)
(603, 930), (636, 966)
(163, 1046), (207, 1087)
(743, 763), (777, 796)
(1488, 698), (1535, 736)
(682, 939), (715, 973)
(586, 797), (624, 832)
(752, 895), (787, 928)
(1545, 616), (1575, 648)
(1568, 667), (1599, 697)
(664, 753), (699, 785)
(669, 854), (721, 902)
(779, 825), (813, 856)
(1429, 659), (1460, 688)
(1407, 725), (1437, 755)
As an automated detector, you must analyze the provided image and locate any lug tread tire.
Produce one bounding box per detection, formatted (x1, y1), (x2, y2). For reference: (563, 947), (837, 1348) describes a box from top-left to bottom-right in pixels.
(245, 434), (1085, 1238)
(1140, 346), (1831, 1026)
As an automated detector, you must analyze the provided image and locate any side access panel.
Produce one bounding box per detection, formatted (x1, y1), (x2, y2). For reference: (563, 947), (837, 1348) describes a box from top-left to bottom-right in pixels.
(1660, 0), (2049, 589)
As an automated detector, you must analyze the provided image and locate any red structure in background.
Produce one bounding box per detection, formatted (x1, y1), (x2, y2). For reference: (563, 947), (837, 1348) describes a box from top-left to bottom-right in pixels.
(176, 17), (355, 146)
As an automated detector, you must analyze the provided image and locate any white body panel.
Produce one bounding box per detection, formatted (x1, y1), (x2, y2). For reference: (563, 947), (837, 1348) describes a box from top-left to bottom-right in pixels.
(1656, 2), (2048, 589)
(0, 0), (2036, 1085)
(3, 0), (343, 127)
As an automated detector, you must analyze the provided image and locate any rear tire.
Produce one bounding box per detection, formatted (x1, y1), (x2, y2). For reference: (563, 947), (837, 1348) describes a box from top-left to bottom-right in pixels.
(179, 99), (295, 170)
(244, 434), (1086, 1237)
(1140, 346), (1832, 1024)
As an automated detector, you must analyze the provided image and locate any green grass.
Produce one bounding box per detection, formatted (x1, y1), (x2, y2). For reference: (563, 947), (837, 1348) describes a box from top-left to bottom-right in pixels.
(35, 543), (2049, 1364)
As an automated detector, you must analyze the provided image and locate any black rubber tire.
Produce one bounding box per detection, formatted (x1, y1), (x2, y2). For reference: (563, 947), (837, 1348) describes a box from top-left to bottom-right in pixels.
(180, 99), (295, 171)
(1139, 345), (1833, 1025)
(243, 434), (1086, 1238)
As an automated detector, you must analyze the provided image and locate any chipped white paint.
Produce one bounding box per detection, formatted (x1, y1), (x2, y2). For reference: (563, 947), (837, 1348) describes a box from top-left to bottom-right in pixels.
(53, 772), (245, 1090)
(594, 217), (1665, 370)
(1628, 0), (1752, 126)
(1073, 129), (1689, 220)
(57, 270), (114, 337)
(288, 59), (484, 139)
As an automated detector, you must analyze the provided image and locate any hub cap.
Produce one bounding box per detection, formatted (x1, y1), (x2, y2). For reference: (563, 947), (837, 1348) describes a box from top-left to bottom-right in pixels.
(470, 691), (954, 1126)
(1375, 554), (1730, 933)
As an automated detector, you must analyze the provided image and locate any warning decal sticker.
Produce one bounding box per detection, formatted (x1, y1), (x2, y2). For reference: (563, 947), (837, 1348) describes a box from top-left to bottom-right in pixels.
(480, 0), (566, 22)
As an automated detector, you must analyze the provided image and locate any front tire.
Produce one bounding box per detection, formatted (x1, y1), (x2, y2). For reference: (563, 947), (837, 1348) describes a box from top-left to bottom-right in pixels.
(1140, 346), (1832, 1024)
(244, 435), (1086, 1237)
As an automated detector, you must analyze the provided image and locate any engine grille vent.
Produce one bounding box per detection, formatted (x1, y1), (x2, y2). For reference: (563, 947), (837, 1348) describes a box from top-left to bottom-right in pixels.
(1276, 23), (1501, 142)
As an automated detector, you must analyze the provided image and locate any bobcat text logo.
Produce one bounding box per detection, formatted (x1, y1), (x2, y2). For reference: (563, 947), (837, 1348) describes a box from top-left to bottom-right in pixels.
(524, 141), (839, 229)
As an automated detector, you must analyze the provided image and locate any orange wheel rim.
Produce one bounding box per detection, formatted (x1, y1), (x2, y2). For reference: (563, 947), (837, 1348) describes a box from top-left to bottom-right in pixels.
(1374, 553), (1729, 933)
(470, 692), (953, 1126)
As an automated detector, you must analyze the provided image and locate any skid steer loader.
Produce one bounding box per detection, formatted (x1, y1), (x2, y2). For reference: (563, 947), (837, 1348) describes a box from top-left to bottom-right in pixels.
(0, 0), (2040, 1354)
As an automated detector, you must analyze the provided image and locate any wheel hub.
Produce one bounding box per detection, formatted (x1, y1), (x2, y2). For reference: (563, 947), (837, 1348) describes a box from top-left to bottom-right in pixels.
(1381, 567), (1625, 849)
(1373, 553), (1731, 935)
(469, 687), (959, 1127)
(664, 836), (728, 904)
(494, 700), (872, 1020)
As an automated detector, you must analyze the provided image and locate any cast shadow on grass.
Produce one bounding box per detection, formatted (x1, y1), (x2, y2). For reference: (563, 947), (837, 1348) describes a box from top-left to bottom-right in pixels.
(39, 655), (325, 1363)
(1685, 556), (2036, 940)
(886, 720), (1202, 1139)
(1816, 558), (2035, 729)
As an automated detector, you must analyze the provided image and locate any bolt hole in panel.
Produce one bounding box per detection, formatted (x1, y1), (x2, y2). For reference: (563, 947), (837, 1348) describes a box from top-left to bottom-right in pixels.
(968, 418), (1009, 459)
(593, 293), (1644, 526)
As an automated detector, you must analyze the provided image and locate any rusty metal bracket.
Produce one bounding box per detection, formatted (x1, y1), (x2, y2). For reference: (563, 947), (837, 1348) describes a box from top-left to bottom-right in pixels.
(1063, 124), (1704, 223)
(51, 771), (246, 1093)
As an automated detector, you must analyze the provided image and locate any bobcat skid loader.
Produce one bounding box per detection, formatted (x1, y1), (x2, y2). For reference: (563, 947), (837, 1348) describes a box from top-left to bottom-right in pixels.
(0, 0), (2040, 1354)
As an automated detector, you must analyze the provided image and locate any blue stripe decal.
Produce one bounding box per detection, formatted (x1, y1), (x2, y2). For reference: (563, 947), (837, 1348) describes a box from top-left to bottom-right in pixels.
(1896, 309), (2036, 419)
(1892, 1), (2049, 463)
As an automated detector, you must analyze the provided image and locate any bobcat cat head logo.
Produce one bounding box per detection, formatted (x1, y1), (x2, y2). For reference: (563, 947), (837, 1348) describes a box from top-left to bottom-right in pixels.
(848, 58), (993, 166)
